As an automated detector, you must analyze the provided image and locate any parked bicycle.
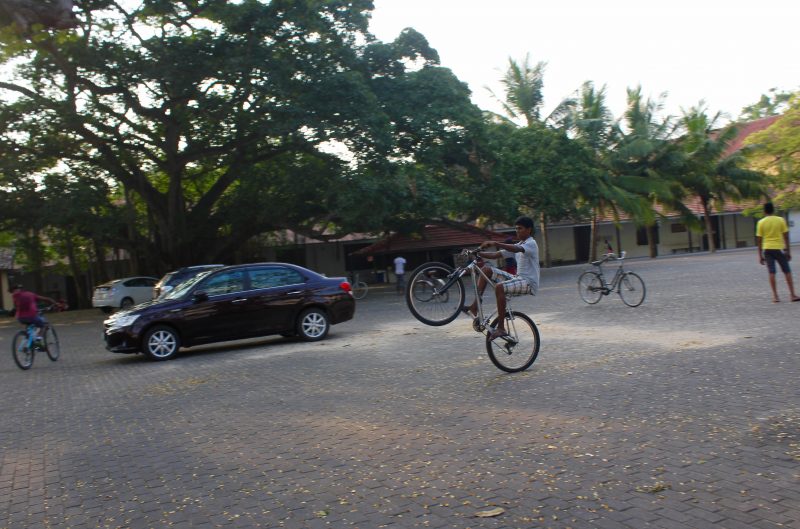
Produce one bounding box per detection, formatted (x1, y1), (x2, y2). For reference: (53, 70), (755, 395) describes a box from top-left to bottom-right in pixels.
(11, 309), (60, 370)
(350, 272), (368, 300)
(577, 251), (646, 307)
(405, 249), (540, 372)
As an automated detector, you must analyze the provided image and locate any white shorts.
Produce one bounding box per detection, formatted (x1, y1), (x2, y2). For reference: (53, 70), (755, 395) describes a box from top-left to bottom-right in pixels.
(490, 267), (533, 296)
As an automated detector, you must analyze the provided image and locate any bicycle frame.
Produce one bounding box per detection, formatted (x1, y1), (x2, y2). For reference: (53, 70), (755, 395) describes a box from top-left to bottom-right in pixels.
(591, 253), (627, 293)
(439, 252), (518, 334)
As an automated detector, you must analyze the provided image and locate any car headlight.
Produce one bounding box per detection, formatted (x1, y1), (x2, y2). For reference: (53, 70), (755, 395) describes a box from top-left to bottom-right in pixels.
(108, 314), (140, 329)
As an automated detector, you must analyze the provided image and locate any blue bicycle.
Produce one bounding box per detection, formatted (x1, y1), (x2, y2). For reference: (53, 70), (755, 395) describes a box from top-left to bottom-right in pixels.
(12, 312), (60, 370)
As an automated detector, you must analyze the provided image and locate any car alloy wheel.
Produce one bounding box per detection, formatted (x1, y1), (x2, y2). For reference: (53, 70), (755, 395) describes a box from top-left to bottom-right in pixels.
(143, 325), (181, 360)
(297, 308), (330, 341)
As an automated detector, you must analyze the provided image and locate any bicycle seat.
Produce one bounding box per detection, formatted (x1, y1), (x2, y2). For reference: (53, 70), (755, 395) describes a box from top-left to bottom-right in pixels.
(590, 260), (603, 266)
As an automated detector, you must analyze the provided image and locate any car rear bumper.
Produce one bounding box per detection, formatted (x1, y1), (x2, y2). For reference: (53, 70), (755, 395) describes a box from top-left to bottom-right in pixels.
(329, 298), (356, 324)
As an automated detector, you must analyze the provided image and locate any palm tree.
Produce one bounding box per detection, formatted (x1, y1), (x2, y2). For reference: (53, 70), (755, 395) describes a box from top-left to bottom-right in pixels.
(489, 54), (547, 127)
(677, 104), (766, 252)
(603, 87), (687, 258)
(487, 55), (565, 266)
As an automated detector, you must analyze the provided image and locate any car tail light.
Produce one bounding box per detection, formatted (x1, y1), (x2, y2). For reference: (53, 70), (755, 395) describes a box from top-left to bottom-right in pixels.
(340, 281), (353, 295)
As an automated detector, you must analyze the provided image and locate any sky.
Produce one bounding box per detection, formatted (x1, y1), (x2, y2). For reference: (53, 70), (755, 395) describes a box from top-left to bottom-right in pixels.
(369, 0), (800, 125)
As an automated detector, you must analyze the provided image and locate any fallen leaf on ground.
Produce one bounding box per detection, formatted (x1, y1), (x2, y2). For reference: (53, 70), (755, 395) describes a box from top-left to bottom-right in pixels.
(475, 507), (505, 517)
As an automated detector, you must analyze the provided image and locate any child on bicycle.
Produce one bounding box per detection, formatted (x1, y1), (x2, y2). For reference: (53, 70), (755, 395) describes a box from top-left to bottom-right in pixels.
(10, 284), (55, 343)
(463, 216), (540, 340)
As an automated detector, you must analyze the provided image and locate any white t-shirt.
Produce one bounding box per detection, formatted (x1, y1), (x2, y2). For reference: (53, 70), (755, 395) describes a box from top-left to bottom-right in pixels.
(501, 237), (540, 294)
(393, 256), (407, 275)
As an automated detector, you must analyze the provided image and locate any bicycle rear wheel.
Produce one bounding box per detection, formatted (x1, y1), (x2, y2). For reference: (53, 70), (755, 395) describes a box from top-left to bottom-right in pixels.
(44, 325), (60, 361)
(486, 311), (540, 373)
(405, 263), (465, 326)
(352, 281), (368, 300)
(577, 271), (603, 304)
(618, 272), (646, 307)
(12, 331), (34, 370)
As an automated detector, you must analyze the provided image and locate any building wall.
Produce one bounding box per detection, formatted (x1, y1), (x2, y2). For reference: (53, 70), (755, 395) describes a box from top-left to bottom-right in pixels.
(542, 226), (575, 263)
(789, 210), (800, 243)
(719, 214), (757, 249)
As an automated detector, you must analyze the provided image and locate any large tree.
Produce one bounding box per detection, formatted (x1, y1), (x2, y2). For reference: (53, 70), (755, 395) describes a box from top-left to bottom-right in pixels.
(0, 1), (482, 269)
(604, 87), (685, 259)
(486, 55), (580, 265)
(676, 104), (765, 252)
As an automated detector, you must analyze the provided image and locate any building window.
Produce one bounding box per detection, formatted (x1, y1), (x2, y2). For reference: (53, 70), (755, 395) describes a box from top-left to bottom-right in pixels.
(671, 223), (687, 233)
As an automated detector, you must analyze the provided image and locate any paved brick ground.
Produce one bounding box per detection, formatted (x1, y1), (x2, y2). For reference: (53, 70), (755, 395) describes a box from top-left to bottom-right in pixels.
(1, 248), (798, 529)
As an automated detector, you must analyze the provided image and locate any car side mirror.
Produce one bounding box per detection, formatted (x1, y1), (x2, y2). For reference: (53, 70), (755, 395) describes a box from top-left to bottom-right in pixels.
(193, 291), (209, 303)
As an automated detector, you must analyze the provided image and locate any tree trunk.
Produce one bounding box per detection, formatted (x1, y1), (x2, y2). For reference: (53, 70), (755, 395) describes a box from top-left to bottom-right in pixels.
(539, 212), (551, 268)
(701, 200), (716, 253)
(647, 224), (658, 258)
(123, 185), (142, 275)
(92, 239), (109, 284)
(64, 234), (89, 308)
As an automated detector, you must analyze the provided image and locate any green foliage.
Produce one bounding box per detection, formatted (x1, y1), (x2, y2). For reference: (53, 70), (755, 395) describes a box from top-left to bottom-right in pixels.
(491, 123), (596, 221)
(0, 0), (484, 267)
(739, 88), (795, 120)
(744, 93), (800, 208)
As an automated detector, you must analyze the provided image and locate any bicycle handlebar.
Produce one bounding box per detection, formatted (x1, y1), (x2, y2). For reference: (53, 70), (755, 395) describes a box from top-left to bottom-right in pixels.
(592, 250), (627, 266)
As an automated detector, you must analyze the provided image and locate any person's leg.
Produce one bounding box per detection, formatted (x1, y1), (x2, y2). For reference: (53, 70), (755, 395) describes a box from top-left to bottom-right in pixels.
(765, 251), (780, 301)
(466, 265), (494, 316)
(489, 278), (530, 338)
(774, 252), (800, 301)
(783, 273), (800, 301)
(494, 282), (507, 332)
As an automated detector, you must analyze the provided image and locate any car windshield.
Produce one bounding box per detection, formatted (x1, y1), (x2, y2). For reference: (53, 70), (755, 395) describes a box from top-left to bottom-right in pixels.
(162, 270), (214, 300)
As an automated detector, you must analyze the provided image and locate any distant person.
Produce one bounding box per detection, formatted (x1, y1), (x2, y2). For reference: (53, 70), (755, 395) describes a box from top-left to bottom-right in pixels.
(604, 238), (613, 255)
(756, 202), (800, 303)
(393, 255), (407, 293)
(10, 284), (55, 342)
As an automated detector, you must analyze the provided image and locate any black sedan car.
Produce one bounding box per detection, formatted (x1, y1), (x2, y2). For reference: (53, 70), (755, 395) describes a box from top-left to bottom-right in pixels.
(103, 263), (355, 360)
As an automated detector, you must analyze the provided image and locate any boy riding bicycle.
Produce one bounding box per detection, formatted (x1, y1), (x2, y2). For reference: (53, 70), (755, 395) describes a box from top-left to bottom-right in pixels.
(10, 284), (55, 343)
(463, 216), (540, 340)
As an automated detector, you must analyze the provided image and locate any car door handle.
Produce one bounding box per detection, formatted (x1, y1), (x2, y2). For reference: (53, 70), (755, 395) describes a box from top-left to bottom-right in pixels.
(285, 291), (302, 295)
(231, 298), (248, 304)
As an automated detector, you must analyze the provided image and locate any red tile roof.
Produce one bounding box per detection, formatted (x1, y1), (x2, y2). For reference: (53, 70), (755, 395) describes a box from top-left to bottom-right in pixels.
(722, 115), (780, 157)
(353, 222), (508, 255)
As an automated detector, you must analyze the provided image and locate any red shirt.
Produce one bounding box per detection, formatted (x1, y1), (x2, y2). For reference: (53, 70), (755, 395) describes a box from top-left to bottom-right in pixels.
(12, 290), (39, 319)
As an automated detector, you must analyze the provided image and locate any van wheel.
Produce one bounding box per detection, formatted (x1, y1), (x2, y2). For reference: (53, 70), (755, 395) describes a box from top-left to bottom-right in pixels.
(297, 308), (329, 341)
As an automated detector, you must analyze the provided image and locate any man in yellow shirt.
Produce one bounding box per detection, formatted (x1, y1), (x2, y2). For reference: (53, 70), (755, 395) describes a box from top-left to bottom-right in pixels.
(756, 202), (799, 302)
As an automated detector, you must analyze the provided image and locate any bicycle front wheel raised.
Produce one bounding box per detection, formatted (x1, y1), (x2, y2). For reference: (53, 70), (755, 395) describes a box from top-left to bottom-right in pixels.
(578, 271), (604, 304)
(618, 272), (646, 307)
(44, 325), (60, 361)
(486, 311), (540, 373)
(12, 331), (34, 370)
(405, 262), (465, 326)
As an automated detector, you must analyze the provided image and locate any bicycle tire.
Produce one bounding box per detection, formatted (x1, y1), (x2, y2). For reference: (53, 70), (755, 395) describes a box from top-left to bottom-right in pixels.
(485, 311), (540, 373)
(405, 262), (465, 326)
(352, 281), (368, 300)
(12, 331), (34, 370)
(577, 271), (604, 304)
(44, 325), (60, 361)
(618, 271), (646, 307)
